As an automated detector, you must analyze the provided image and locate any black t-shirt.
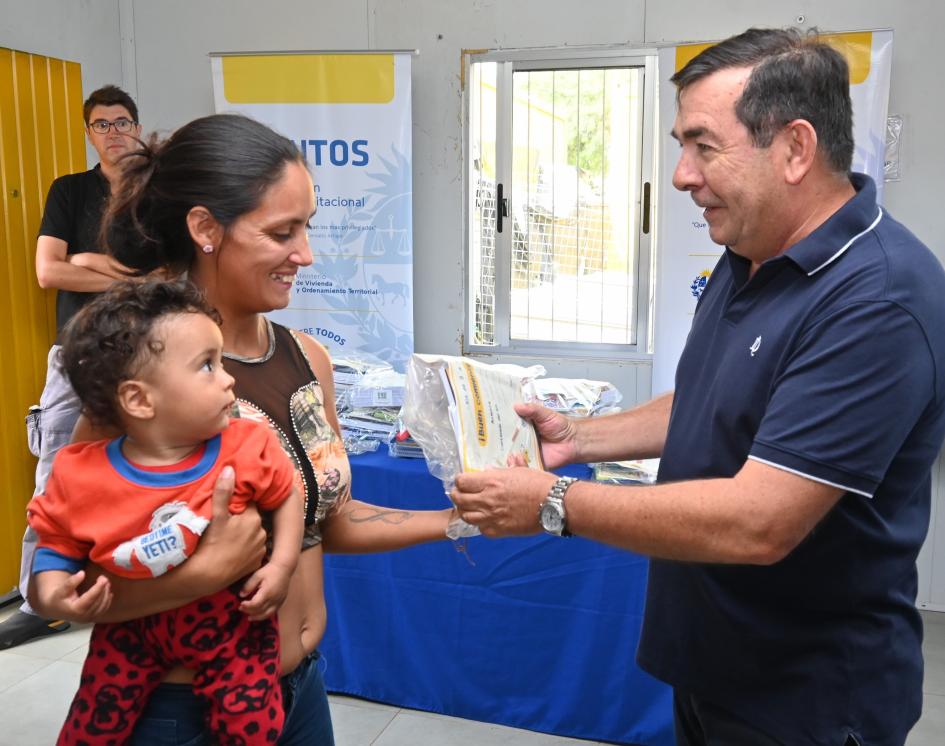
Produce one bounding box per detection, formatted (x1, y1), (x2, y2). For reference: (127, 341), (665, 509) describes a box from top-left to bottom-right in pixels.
(37, 164), (110, 340)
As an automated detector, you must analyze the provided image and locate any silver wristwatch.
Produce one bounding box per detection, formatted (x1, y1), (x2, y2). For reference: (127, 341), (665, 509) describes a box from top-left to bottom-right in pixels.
(539, 476), (578, 537)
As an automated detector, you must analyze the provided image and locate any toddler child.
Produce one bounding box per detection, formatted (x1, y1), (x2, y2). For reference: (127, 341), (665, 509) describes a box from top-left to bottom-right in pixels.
(27, 279), (302, 745)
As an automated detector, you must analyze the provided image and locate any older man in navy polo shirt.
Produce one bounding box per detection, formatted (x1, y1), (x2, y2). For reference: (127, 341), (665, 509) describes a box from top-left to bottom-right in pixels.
(453, 27), (945, 746)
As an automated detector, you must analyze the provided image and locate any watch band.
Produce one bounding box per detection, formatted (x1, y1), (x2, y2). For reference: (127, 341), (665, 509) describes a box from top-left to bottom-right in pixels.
(542, 476), (577, 536)
(549, 476), (577, 502)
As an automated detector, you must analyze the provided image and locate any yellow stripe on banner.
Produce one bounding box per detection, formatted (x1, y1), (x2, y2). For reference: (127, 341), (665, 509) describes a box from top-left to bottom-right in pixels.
(820, 32), (872, 85)
(674, 31), (873, 85)
(674, 43), (713, 74)
(222, 54), (395, 104)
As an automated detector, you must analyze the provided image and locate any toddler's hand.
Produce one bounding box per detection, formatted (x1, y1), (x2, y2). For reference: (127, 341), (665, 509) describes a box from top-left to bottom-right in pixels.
(39, 570), (113, 624)
(238, 562), (292, 621)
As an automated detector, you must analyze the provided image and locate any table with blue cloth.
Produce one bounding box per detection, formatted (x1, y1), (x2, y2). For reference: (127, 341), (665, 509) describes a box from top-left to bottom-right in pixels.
(321, 444), (673, 746)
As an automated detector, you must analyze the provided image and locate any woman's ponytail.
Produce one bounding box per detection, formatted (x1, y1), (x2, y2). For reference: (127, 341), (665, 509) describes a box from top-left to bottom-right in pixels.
(99, 114), (304, 277)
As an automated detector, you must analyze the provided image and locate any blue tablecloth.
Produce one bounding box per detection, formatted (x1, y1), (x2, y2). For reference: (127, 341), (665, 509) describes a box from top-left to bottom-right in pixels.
(321, 445), (673, 746)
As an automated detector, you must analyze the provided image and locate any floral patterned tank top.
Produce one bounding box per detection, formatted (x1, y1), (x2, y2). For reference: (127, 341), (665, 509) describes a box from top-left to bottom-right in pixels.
(224, 320), (351, 547)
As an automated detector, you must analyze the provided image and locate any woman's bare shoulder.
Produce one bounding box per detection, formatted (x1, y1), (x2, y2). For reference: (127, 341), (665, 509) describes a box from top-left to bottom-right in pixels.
(293, 330), (332, 376)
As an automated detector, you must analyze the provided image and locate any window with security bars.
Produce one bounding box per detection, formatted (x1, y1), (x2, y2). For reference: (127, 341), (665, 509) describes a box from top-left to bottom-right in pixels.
(466, 52), (656, 356)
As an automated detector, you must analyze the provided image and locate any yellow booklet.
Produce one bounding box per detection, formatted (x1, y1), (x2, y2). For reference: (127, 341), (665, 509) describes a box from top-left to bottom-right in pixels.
(437, 356), (543, 472)
(402, 354), (545, 539)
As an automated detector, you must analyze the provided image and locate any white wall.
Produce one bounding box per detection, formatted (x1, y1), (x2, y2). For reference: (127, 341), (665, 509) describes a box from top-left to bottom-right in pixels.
(119, 0), (945, 401)
(124, 0), (654, 401)
(5, 0), (944, 604)
(123, 0), (945, 608)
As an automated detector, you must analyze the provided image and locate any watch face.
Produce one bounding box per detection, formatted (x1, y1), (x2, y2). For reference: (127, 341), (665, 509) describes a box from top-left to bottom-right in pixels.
(540, 501), (565, 534)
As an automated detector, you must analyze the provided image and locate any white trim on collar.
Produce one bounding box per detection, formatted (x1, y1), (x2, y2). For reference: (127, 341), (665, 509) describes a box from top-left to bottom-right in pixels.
(807, 208), (884, 276)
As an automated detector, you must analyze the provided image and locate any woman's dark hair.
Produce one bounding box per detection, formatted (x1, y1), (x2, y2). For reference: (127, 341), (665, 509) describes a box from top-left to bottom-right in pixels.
(102, 114), (305, 275)
(671, 27), (854, 174)
(60, 279), (221, 429)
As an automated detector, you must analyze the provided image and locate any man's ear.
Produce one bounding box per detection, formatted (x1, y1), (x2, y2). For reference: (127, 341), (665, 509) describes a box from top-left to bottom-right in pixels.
(117, 379), (156, 422)
(186, 206), (224, 253)
(781, 118), (818, 185)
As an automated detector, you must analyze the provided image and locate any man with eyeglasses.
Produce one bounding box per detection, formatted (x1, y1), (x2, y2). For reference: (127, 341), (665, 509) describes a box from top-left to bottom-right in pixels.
(0, 85), (142, 650)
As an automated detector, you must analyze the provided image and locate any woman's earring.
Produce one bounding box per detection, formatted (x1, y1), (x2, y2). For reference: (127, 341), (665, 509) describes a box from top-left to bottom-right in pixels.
(201, 244), (214, 254)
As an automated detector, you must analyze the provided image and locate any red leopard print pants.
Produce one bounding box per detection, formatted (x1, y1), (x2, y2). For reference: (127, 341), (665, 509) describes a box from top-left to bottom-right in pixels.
(57, 586), (282, 745)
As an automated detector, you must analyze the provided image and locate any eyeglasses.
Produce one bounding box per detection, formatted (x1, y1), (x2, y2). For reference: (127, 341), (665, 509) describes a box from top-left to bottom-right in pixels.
(88, 118), (137, 134)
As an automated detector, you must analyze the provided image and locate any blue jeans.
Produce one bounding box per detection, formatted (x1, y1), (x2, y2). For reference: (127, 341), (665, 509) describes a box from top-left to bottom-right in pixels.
(280, 649), (335, 745)
(130, 650), (335, 745)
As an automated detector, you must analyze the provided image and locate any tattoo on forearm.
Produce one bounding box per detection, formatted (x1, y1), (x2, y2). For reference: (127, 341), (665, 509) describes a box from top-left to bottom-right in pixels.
(347, 507), (413, 525)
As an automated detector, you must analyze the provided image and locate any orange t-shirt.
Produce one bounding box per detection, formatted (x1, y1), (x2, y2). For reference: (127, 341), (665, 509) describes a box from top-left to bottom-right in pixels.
(28, 418), (294, 578)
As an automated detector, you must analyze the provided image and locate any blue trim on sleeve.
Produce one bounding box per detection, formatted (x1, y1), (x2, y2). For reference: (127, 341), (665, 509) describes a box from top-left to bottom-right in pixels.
(106, 434), (222, 487)
(32, 547), (85, 574)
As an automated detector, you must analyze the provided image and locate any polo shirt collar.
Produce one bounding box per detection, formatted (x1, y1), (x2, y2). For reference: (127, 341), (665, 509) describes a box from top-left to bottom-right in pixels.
(724, 173), (883, 280)
(780, 173), (883, 275)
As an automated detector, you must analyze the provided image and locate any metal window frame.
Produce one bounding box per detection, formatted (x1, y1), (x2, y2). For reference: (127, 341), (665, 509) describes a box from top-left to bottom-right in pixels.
(463, 46), (659, 361)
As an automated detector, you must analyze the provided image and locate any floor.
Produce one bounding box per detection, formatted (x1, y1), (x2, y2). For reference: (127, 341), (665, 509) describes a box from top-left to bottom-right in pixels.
(0, 605), (943, 745)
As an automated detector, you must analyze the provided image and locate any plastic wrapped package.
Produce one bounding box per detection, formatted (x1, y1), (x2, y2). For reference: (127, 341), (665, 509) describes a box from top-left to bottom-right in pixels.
(333, 350), (394, 415)
(331, 350), (393, 384)
(401, 355), (476, 538)
(346, 369), (406, 409)
(491, 362), (547, 380)
(342, 430), (382, 455)
(401, 354), (544, 539)
(525, 377), (622, 417)
(387, 420), (425, 458)
(593, 458), (659, 484)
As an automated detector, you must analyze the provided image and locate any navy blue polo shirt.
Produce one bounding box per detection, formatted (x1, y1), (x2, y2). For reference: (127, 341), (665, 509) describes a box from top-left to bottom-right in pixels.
(637, 175), (945, 745)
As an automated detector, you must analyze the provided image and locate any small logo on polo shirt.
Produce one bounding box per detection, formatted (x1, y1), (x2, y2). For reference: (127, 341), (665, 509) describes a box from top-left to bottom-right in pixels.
(749, 336), (762, 357)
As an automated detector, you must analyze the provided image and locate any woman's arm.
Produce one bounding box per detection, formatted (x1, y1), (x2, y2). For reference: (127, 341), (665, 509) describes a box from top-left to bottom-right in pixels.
(293, 333), (454, 554)
(63, 419), (268, 623)
(295, 332), (344, 438)
(79, 467), (267, 623)
(320, 500), (453, 554)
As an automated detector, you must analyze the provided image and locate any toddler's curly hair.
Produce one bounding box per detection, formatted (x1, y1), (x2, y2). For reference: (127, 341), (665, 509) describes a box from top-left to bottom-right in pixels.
(60, 279), (221, 429)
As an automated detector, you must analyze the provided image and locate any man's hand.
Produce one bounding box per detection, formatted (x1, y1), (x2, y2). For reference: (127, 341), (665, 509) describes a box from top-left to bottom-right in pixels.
(452, 467), (559, 537)
(514, 402), (580, 469)
(239, 562), (292, 621)
(32, 570), (113, 624)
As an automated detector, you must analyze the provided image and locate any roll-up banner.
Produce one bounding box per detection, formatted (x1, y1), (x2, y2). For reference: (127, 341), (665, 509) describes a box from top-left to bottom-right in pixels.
(652, 31), (893, 395)
(211, 52), (414, 371)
